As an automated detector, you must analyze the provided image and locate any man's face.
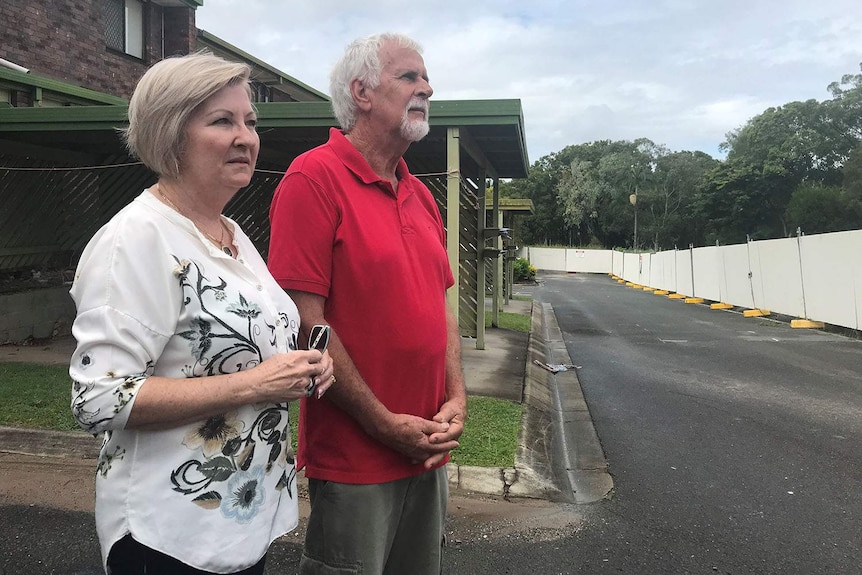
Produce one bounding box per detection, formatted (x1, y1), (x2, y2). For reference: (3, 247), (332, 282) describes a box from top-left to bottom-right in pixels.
(371, 41), (433, 142)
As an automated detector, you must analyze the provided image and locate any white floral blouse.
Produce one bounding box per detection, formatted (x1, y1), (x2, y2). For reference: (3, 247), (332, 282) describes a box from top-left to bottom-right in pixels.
(69, 189), (300, 573)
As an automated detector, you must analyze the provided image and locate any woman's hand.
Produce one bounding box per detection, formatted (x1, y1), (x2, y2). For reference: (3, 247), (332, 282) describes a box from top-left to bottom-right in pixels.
(254, 349), (335, 402)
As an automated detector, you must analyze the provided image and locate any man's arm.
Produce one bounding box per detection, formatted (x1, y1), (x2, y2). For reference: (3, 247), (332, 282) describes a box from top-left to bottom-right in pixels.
(423, 304), (468, 468)
(287, 290), (457, 463)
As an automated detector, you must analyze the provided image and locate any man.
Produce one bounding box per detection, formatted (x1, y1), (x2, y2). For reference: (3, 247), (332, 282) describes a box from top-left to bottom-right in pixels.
(267, 33), (467, 575)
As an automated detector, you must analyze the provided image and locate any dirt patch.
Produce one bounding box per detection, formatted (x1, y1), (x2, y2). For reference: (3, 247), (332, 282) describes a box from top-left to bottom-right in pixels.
(447, 491), (583, 543)
(0, 335), (76, 365)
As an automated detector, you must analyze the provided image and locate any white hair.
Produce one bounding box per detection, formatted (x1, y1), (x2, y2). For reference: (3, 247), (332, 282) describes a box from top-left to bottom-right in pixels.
(329, 33), (423, 133)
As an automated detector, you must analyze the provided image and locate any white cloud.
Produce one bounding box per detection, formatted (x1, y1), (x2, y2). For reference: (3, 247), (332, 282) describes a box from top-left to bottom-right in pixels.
(196, 0), (862, 163)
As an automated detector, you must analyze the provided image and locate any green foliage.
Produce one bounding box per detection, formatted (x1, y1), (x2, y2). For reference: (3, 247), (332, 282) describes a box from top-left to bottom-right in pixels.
(506, 63), (862, 249)
(451, 396), (522, 467)
(785, 183), (857, 234)
(842, 145), (862, 224)
(0, 362), (78, 430)
(512, 257), (536, 282)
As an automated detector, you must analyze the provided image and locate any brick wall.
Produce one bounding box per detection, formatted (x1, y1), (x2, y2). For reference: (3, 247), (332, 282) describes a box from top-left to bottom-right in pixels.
(0, 0), (196, 100)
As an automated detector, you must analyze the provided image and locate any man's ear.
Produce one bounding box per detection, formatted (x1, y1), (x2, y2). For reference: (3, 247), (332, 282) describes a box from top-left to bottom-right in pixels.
(350, 78), (372, 112)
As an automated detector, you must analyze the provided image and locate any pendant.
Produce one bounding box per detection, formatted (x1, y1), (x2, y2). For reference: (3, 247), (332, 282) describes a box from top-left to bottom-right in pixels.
(222, 246), (233, 256)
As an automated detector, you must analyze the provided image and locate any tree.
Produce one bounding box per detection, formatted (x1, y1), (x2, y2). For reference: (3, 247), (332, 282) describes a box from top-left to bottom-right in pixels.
(555, 158), (601, 244)
(840, 144), (862, 227)
(827, 62), (862, 142)
(646, 151), (719, 249)
(785, 183), (854, 234)
(501, 148), (578, 246)
(693, 160), (765, 244)
(503, 64), (862, 249)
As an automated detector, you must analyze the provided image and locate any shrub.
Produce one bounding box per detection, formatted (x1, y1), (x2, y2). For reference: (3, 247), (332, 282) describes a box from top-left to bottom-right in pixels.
(512, 257), (537, 282)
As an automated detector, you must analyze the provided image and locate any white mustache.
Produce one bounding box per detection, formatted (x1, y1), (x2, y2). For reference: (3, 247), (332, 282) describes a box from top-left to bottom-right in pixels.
(407, 99), (429, 115)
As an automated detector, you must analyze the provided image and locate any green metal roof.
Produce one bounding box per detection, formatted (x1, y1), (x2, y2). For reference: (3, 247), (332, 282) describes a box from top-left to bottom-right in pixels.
(0, 99), (529, 178)
(485, 195), (535, 213)
(196, 30), (329, 102)
(0, 68), (128, 107)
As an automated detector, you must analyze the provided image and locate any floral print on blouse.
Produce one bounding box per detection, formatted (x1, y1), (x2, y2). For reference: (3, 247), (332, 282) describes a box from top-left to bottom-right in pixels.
(69, 189), (300, 573)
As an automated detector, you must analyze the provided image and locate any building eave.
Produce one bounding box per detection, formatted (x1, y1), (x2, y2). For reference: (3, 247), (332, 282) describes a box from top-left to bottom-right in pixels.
(196, 29), (329, 102)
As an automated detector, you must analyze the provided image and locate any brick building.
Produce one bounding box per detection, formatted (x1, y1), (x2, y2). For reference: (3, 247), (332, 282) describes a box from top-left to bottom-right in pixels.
(0, 0), (325, 107)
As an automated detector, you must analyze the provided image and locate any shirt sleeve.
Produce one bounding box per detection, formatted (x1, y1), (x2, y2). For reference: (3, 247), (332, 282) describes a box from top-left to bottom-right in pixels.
(69, 215), (176, 434)
(268, 170), (338, 296)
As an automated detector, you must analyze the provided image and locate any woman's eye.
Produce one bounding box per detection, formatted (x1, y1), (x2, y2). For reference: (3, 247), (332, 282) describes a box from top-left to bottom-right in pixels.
(246, 119), (258, 129)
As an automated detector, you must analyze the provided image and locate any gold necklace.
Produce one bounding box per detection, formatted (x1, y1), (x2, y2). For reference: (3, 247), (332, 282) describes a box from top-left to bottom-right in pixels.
(155, 183), (234, 257)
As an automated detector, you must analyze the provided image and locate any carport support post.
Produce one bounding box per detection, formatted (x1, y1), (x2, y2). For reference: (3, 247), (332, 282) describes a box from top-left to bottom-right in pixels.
(476, 167), (487, 350)
(492, 177), (502, 328)
(446, 127), (461, 326)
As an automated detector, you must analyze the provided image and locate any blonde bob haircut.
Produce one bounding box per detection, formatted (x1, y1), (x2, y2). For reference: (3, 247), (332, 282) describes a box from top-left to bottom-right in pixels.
(122, 51), (253, 178)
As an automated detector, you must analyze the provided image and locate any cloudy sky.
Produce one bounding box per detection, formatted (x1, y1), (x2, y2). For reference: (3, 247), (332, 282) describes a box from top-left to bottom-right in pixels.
(196, 0), (862, 163)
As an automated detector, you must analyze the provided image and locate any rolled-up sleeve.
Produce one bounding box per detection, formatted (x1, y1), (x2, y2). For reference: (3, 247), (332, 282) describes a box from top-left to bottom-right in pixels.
(69, 207), (175, 434)
(70, 305), (168, 433)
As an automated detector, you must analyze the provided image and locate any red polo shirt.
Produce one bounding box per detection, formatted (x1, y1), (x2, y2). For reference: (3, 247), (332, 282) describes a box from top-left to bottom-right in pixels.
(268, 129), (454, 484)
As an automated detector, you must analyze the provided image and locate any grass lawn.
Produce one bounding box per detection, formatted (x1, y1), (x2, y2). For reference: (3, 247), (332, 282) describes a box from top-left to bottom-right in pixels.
(0, 362), (79, 430)
(485, 310), (531, 332)
(454, 396), (521, 467)
(0, 361), (522, 468)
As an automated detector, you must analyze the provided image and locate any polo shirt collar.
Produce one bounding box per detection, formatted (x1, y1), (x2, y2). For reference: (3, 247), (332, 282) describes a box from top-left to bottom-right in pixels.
(326, 128), (411, 191)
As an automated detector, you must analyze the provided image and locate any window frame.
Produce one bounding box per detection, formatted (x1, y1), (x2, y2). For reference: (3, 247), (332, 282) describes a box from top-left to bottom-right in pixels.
(105, 0), (145, 60)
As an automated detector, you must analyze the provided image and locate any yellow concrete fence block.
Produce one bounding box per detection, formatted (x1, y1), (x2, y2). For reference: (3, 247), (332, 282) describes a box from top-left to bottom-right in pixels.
(791, 319), (825, 329)
(653, 290), (669, 295)
(743, 309), (771, 317)
(684, 297), (704, 304)
(667, 294), (686, 299)
(710, 303), (733, 309)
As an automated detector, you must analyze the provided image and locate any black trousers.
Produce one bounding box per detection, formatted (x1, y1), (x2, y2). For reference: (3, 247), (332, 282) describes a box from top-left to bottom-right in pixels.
(107, 534), (267, 575)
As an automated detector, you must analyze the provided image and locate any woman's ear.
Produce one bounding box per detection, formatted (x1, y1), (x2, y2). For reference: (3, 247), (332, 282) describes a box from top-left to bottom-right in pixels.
(350, 78), (372, 112)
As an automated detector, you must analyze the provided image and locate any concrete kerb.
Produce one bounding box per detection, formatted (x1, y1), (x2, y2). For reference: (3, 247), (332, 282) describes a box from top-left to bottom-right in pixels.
(449, 301), (614, 504)
(533, 303), (613, 504)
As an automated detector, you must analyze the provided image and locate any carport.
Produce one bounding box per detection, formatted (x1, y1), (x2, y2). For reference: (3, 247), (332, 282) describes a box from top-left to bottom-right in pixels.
(0, 96), (529, 345)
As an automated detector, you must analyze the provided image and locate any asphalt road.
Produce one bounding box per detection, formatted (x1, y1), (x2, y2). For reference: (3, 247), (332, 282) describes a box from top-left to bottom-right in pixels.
(480, 272), (861, 574)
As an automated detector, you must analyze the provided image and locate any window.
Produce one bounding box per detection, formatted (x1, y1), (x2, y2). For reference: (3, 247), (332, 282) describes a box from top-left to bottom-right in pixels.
(105, 0), (144, 59)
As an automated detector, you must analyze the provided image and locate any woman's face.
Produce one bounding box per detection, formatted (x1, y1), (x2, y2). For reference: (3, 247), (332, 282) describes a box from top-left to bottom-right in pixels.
(180, 83), (259, 192)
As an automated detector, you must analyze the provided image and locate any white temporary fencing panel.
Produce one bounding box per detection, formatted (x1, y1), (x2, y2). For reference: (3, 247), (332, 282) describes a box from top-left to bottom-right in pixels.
(752, 238), (805, 318)
(565, 249), (613, 273)
(691, 246), (722, 302)
(528, 231), (861, 330)
(721, 243), (755, 309)
(527, 247), (567, 271)
(675, 249), (694, 296)
(798, 230), (862, 329)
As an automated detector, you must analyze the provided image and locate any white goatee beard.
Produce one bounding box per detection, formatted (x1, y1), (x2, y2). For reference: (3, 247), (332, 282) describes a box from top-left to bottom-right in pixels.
(401, 99), (430, 141)
(401, 117), (430, 142)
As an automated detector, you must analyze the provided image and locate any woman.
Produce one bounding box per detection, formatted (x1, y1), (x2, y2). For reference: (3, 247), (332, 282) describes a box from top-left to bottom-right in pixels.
(69, 52), (334, 574)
